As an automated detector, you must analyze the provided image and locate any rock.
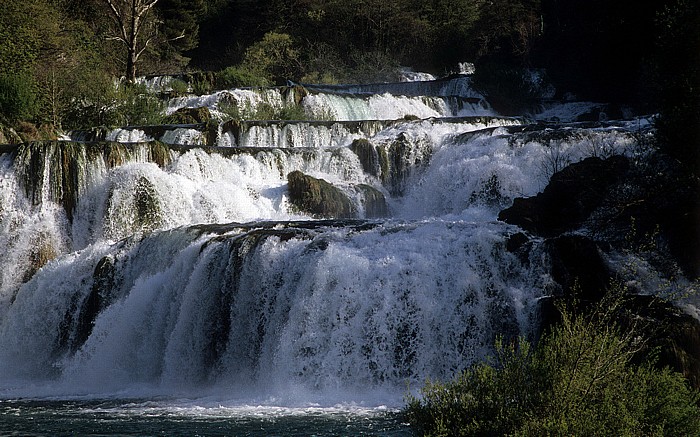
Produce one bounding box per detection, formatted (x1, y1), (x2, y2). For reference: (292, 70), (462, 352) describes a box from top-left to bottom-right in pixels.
(72, 255), (117, 352)
(350, 134), (432, 197)
(625, 295), (700, 390)
(164, 106), (212, 125)
(355, 184), (389, 218)
(546, 235), (613, 300)
(535, 234), (700, 390)
(350, 138), (382, 178)
(287, 170), (356, 219)
(498, 156), (629, 237)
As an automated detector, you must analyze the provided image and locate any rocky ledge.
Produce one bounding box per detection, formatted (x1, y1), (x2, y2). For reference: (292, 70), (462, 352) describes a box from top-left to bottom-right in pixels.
(500, 154), (700, 388)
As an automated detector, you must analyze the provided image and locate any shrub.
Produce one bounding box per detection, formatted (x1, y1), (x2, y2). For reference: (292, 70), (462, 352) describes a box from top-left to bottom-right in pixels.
(62, 79), (165, 129)
(218, 98), (316, 122)
(405, 295), (700, 436)
(216, 66), (270, 89)
(0, 73), (39, 122)
(113, 83), (166, 126)
(242, 32), (301, 84)
(169, 78), (190, 96)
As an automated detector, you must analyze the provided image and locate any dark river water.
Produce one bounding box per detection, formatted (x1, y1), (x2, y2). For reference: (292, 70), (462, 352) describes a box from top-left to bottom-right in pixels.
(0, 399), (411, 436)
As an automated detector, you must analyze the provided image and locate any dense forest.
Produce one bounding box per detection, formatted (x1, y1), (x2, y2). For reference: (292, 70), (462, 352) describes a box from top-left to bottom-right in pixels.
(1, 0), (698, 162)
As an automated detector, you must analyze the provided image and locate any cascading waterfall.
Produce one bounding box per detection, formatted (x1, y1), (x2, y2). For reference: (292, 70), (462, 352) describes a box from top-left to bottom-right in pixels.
(0, 220), (549, 398)
(0, 73), (646, 409)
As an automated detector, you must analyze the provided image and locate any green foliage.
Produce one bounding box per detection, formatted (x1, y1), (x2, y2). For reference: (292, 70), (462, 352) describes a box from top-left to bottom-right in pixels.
(114, 84), (167, 126)
(218, 99), (312, 122)
(63, 79), (165, 129)
(169, 79), (190, 96)
(653, 0), (700, 175)
(215, 66), (271, 89)
(241, 32), (301, 85)
(405, 296), (700, 436)
(0, 74), (40, 122)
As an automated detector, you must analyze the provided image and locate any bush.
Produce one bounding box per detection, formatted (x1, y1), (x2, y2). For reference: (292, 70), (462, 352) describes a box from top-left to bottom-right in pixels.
(169, 79), (190, 96)
(405, 296), (700, 436)
(62, 78), (165, 129)
(242, 32), (301, 84)
(113, 83), (166, 126)
(216, 66), (270, 89)
(0, 73), (39, 122)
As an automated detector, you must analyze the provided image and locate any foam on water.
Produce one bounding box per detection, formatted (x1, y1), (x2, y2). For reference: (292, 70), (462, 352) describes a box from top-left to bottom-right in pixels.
(0, 76), (648, 411)
(0, 219), (549, 405)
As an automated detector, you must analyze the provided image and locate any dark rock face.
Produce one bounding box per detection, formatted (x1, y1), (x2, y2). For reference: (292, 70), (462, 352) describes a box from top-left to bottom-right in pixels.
(499, 156), (629, 237)
(500, 154), (700, 389)
(535, 235), (615, 334)
(349, 134), (431, 197)
(625, 295), (700, 390)
(355, 184), (389, 218)
(164, 106), (212, 124)
(545, 235), (612, 301)
(350, 138), (382, 178)
(287, 170), (357, 219)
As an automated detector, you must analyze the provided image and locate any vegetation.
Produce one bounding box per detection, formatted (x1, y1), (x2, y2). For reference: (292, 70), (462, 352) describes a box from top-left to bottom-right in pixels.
(405, 294), (700, 436)
(0, 0), (696, 138)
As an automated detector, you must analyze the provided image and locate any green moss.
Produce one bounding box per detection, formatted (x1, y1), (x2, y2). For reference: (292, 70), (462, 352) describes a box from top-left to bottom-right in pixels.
(134, 175), (161, 230)
(147, 142), (172, 168)
(163, 106), (212, 125)
(355, 184), (388, 218)
(350, 138), (381, 178)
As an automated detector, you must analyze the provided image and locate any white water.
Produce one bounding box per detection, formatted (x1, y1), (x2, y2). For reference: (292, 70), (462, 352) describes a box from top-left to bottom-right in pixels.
(0, 77), (643, 408)
(0, 220), (548, 404)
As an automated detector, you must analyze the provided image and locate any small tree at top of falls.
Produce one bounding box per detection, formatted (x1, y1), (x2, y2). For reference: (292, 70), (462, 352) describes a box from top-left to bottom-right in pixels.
(103, 0), (161, 82)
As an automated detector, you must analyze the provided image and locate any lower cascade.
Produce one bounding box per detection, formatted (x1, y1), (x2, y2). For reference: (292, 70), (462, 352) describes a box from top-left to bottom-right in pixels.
(0, 220), (548, 399)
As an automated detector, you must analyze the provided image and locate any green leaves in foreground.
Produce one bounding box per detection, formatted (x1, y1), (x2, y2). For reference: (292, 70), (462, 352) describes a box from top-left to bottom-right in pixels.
(405, 298), (700, 436)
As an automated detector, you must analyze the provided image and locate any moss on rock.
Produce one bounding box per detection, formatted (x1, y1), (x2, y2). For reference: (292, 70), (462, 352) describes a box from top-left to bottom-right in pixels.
(164, 106), (212, 125)
(355, 184), (389, 218)
(287, 170), (356, 218)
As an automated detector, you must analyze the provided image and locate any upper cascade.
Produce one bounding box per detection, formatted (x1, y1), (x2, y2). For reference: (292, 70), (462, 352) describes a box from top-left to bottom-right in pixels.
(0, 120), (643, 310)
(292, 74), (483, 99)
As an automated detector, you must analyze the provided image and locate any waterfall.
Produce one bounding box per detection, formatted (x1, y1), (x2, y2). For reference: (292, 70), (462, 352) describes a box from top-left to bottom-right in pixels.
(0, 73), (645, 403)
(0, 220), (549, 396)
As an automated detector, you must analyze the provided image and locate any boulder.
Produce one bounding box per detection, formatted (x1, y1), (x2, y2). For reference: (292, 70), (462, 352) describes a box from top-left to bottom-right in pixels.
(355, 184), (389, 218)
(499, 156), (629, 237)
(287, 171), (356, 219)
(164, 106), (212, 125)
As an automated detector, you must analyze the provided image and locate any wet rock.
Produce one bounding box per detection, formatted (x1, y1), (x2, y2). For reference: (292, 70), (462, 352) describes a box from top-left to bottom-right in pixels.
(287, 170), (357, 219)
(73, 255), (117, 351)
(164, 106), (212, 124)
(536, 234), (700, 390)
(350, 138), (382, 178)
(498, 156), (629, 237)
(355, 184), (389, 218)
(546, 235), (613, 300)
(20, 233), (58, 284)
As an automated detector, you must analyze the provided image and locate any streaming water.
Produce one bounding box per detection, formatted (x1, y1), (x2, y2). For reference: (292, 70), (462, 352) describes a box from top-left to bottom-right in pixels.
(0, 73), (646, 435)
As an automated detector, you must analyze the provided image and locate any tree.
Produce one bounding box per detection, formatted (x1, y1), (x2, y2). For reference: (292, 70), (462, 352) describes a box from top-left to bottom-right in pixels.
(104, 0), (161, 82)
(155, 0), (205, 70)
(241, 32), (302, 84)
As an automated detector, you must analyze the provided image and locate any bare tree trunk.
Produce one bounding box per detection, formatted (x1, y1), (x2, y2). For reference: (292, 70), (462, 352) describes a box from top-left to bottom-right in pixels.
(105, 0), (160, 82)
